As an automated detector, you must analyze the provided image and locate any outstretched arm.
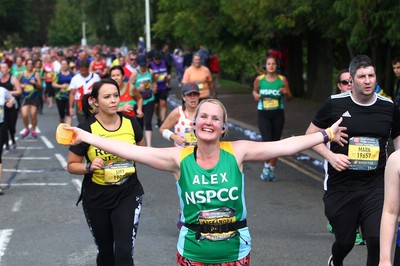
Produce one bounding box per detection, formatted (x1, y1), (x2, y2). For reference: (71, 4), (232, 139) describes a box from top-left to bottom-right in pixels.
(67, 126), (180, 172)
(234, 118), (346, 164)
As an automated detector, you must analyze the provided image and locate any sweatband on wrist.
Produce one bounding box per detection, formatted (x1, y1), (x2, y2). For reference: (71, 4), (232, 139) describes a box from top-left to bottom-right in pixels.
(320, 130), (329, 144)
(162, 129), (174, 141)
(326, 127), (334, 142)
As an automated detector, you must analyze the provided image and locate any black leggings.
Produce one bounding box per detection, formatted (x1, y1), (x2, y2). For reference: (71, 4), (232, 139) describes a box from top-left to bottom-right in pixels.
(2, 106), (19, 146)
(330, 237), (379, 266)
(137, 101), (154, 131)
(45, 82), (55, 97)
(257, 109), (285, 141)
(83, 195), (143, 266)
(56, 99), (70, 122)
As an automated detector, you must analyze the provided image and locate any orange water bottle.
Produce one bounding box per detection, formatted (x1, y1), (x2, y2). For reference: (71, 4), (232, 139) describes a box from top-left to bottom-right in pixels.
(56, 123), (74, 145)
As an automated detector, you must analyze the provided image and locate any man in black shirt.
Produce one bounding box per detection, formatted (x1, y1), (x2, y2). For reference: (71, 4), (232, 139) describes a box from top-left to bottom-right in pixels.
(306, 55), (400, 266)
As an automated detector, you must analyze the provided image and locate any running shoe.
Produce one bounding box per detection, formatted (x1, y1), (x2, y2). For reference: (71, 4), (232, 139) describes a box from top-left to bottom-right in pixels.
(21, 129), (30, 139)
(260, 166), (275, 181)
(327, 223), (333, 233)
(327, 255), (334, 266)
(355, 230), (366, 245)
(12, 143), (17, 149)
(31, 131), (38, 139)
(269, 169), (276, 181)
(0, 188), (4, 195)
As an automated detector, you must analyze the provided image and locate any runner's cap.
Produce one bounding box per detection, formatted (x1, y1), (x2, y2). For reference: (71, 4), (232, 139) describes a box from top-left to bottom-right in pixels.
(137, 55), (147, 66)
(181, 82), (200, 95)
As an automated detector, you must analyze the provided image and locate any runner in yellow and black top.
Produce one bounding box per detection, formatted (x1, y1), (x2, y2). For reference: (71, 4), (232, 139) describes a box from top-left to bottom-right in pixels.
(67, 79), (145, 266)
(253, 56), (292, 181)
(66, 99), (346, 265)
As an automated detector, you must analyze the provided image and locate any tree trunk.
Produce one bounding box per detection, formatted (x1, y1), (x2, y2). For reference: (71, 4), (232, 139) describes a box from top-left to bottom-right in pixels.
(306, 31), (333, 102)
(372, 43), (395, 97)
(285, 35), (304, 98)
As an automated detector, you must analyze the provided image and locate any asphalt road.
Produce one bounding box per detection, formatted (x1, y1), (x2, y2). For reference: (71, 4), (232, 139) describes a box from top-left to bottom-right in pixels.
(0, 96), (367, 266)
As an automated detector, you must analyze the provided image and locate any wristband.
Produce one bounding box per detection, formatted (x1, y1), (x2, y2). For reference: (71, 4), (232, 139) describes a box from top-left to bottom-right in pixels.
(326, 127), (334, 142)
(162, 129), (174, 141)
(86, 162), (93, 173)
(320, 130), (329, 144)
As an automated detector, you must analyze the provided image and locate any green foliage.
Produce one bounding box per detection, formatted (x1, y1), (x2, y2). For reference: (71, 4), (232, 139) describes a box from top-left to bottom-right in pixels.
(47, 0), (82, 46)
(2, 0), (400, 101)
(0, 0), (41, 47)
(333, 0), (400, 52)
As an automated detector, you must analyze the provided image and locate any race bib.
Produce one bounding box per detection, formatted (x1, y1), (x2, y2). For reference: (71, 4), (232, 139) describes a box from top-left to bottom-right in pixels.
(347, 137), (380, 170)
(196, 82), (204, 90)
(262, 98), (279, 110)
(184, 130), (197, 146)
(24, 84), (34, 92)
(156, 74), (166, 82)
(197, 207), (237, 241)
(103, 160), (135, 184)
(142, 81), (151, 89)
(61, 86), (71, 93)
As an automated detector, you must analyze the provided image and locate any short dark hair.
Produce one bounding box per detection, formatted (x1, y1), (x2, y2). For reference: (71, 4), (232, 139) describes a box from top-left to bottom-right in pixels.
(109, 65), (124, 76)
(392, 56), (400, 65)
(349, 55), (374, 78)
(78, 60), (90, 69)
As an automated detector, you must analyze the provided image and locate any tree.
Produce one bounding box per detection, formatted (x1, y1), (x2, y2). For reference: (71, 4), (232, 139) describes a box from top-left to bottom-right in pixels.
(0, 0), (54, 47)
(48, 0), (82, 46)
(333, 0), (400, 96)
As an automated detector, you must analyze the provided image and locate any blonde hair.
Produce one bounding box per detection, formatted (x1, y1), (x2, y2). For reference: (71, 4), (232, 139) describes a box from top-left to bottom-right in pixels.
(194, 99), (228, 135)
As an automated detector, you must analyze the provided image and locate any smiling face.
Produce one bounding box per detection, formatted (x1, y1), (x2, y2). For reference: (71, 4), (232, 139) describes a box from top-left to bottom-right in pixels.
(194, 100), (227, 141)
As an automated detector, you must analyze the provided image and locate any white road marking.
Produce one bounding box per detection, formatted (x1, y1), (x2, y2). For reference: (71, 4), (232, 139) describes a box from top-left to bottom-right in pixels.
(3, 157), (51, 160)
(55, 154), (67, 170)
(12, 198), (23, 212)
(72, 179), (82, 193)
(3, 169), (44, 173)
(40, 136), (54, 149)
(16, 147), (43, 150)
(1, 183), (68, 186)
(0, 229), (13, 262)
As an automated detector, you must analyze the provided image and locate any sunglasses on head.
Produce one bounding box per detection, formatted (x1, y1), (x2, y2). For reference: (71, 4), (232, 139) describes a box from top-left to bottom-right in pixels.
(340, 80), (350, 85)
